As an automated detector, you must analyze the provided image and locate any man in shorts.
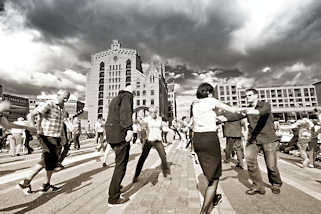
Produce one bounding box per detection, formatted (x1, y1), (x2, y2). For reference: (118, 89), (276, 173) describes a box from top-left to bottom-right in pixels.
(17, 90), (70, 195)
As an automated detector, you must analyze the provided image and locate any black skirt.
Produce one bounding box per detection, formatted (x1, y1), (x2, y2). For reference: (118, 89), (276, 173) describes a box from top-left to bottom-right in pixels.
(193, 132), (222, 182)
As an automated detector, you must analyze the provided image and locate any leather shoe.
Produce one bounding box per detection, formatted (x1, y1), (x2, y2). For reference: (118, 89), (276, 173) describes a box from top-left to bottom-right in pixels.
(271, 186), (281, 194)
(246, 188), (266, 195)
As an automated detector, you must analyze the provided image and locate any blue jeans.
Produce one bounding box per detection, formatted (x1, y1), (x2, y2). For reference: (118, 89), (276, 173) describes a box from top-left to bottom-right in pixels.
(246, 141), (282, 189)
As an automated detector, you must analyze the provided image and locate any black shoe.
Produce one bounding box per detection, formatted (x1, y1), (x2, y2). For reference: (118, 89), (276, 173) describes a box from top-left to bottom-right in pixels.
(271, 185), (281, 194)
(57, 163), (64, 169)
(246, 188), (266, 195)
(40, 183), (62, 194)
(213, 194), (222, 206)
(16, 179), (33, 195)
(108, 197), (129, 207)
(235, 163), (244, 169)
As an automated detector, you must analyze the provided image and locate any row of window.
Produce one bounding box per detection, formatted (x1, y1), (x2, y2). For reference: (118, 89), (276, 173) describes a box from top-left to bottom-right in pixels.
(99, 60), (132, 71)
(108, 71), (121, 76)
(108, 85), (121, 90)
(136, 99), (154, 106)
(133, 90), (154, 96)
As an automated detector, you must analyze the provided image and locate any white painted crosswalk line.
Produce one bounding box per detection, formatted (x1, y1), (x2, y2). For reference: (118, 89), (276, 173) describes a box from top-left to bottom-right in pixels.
(257, 157), (321, 202)
(0, 152), (102, 185)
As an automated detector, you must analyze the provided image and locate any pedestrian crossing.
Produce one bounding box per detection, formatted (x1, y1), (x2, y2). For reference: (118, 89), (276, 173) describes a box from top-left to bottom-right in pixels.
(1, 139), (321, 214)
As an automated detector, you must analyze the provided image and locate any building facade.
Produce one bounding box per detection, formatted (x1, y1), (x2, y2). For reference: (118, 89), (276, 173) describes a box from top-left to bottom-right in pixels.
(216, 82), (321, 121)
(86, 40), (169, 125)
(167, 82), (177, 121)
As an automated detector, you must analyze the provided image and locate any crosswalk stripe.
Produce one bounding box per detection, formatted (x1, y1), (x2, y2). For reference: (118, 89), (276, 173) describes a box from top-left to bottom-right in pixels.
(258, 158), (321, 201)
(0, 152), (102, 185)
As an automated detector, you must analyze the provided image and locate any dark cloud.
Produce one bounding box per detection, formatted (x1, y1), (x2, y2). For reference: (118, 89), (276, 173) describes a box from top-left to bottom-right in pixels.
(4, 0), (321, 97)
(12, 0), (246, 67)
(0, 79), (61, 96)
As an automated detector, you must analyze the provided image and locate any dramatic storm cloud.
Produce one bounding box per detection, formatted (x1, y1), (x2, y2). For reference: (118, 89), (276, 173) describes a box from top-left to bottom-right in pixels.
(1, 0), (321, 100)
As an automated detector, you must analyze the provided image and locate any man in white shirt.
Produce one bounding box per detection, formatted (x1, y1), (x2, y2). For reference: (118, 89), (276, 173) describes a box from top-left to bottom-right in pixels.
(95, 117), (105, 151)
(132, 107), (171, 183)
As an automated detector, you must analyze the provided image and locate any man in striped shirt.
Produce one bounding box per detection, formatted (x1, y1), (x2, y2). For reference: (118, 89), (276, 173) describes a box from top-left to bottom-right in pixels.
(17, 90), (70, 195)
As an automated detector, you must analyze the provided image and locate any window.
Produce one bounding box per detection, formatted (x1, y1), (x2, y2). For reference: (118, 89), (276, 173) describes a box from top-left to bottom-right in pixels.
(99, 85), (104, 91)
(143, 90), (146, 96)
(98, 99), (103, 106)
(151, 99), (154, 105)
(98, 92), (103, 99)
(126, 59), (131, 68)
(151, 90), (154, 95)
(137, 82), (140, 88)
(143, 100), (146, 105)
(99, 78), (104, 84)
(136, 91), (140, 96)
(99, 72), (104, 78)
(99, 62), (104, 71)
(137, 100), (140, 106)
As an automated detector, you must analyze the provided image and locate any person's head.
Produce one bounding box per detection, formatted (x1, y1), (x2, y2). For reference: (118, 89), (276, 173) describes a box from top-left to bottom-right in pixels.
(245, 88), (259, 104)
(196, 83), (215, 99)
(123, 84), (133, 94)
(149, 106), (158, 119)
(57, 90), (70, 105)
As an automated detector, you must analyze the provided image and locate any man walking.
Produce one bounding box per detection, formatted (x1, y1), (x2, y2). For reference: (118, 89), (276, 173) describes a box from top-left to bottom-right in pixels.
(242, 88), (282, 195)
(72, 116), (81, 150)
(105, 85), (134, 206)
(95, 116), (105, 151)
(222, 113), (244, 169)
(17, 90), (70, 195)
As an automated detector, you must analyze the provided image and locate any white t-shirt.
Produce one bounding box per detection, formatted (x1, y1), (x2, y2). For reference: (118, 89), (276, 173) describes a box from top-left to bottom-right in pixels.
(144, 116), (163, 141)
(192, 97), (219, 133)
(95, 120), (104, 133)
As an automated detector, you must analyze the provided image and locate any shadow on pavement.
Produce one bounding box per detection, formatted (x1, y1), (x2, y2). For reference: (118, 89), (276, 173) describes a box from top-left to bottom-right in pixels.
(0, 152), (141, 213)
(121, 161), (176, 199)
(0, 166), (107, 214)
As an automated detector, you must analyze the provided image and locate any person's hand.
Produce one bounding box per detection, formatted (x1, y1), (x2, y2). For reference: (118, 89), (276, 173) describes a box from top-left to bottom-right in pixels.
(217, 115), (227, 122)
(125, 130), (133, 142)
(243, 108), (259, 115)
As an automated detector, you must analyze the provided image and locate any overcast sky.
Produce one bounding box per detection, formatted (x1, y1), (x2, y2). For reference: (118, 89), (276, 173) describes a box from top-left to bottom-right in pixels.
(1, 0), (321, 101)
